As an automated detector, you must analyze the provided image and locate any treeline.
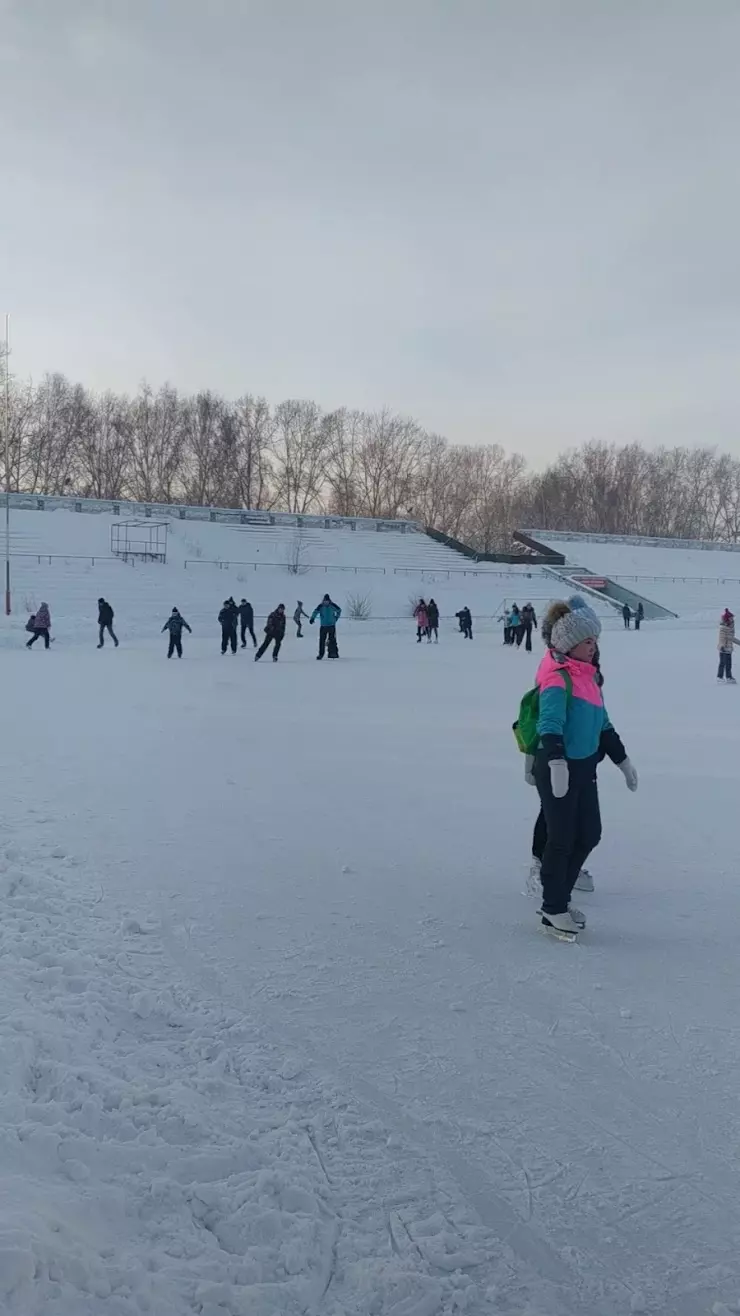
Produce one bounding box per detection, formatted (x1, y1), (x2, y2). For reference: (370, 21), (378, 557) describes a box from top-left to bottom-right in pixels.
(2, 371), (740, 548)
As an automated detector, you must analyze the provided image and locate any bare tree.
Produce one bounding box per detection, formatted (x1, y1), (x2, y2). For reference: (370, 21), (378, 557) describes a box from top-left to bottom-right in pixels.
(127, 383), (184, 503)
(354, 409), (426, 519)
(324, 408), (362, 516)
(78, 391), (131, 499)
(231, 394), (275, 509)
(271, 400), (327, 514)
(284, 530), (311, 574)
(9, 365), (740, 551)
(180, 390), (225, 506)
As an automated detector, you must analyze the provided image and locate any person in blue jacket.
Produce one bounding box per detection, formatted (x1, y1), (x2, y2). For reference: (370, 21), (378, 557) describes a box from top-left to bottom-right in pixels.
(310, 594), (342, 660)
(508, 604), (521, 645)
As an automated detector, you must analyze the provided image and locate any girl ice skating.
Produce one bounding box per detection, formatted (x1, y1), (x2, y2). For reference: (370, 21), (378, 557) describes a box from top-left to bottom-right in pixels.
(529, 600), (638, 939)
(528, 595), (602, 896)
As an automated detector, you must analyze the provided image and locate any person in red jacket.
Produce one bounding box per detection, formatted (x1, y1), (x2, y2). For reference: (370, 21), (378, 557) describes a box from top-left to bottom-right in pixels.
(414, 599), (429, 643)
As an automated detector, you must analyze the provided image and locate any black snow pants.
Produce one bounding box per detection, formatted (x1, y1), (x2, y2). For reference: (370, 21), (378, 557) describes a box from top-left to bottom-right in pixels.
(524, 623), (533, 652)
(256, 635), (282, 661)
(532, 808), (547, 863)
(27, 628), (50, 649)
(318, 625), (338, 659)
(241, 620), (257, 648)
(167, 634), (183, 658)
(98, 622), (118, 647)
(463, 623), (473, 639)
(718, 650), (734, 679)
(534, 752), (602, 916)
(221, 623), (237, 655)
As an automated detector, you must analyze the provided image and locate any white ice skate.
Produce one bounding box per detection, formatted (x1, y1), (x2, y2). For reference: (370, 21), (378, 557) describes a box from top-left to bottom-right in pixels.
(525, 858), (542, 898)
(573, 867), (595, 893)
(729, 677), (737, 684)
(537, 903), (586, 928)
(540, 910), (581, 941)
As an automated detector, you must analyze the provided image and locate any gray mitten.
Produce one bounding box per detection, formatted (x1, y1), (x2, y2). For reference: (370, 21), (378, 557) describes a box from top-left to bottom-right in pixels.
(619, 757), (638, 792)
(549, 759), (569, 799)
(524, 755), (536, 787)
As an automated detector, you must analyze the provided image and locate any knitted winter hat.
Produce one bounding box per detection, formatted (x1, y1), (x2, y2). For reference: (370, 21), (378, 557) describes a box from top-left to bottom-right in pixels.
(567, 594), (601, 633)
(548, 600), (601, 654)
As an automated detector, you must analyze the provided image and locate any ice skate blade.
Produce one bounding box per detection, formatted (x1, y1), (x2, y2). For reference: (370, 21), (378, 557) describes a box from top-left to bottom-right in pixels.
(540, 919), (579, 943)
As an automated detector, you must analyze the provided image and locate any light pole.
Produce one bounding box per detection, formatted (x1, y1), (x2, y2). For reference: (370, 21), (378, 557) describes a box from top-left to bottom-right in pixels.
(3, 313), (10, 616)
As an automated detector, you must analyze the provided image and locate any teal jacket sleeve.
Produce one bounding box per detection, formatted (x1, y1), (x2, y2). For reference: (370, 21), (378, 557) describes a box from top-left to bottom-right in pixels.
(537, 684), (567, 759)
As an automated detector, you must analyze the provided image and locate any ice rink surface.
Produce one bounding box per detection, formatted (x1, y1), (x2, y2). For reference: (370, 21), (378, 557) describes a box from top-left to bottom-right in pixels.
(1, 617), (740, 1315)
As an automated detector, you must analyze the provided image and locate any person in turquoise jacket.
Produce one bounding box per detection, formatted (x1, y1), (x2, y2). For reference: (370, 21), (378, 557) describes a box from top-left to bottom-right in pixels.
(310, 594), (342, 660)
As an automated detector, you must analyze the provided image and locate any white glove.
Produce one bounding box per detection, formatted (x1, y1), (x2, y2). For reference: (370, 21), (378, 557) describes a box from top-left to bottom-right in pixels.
(619, 757), (638, 792)
(549, 759), (569, 799)
(524, 755), (536, 787)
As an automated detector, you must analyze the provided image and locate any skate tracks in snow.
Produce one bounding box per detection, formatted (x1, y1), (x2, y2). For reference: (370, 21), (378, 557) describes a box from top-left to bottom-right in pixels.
(2, 628), (740, 1314)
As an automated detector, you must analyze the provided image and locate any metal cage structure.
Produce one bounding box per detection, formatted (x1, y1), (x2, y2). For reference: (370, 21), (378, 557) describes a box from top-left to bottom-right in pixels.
(110, 520), (168, 563)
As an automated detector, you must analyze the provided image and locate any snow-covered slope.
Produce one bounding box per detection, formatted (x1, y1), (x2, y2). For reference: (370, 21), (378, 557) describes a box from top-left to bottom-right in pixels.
(2, 505), (585, 643)
(531, 532), (740, 620)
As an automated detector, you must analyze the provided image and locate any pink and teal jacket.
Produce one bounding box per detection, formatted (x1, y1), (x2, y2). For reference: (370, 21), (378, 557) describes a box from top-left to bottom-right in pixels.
(535, 649), (616, 762)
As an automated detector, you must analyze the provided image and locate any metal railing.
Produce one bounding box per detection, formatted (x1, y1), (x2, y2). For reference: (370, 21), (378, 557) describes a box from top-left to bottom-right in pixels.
(183, 559), (386, 574)
(392, 565), (544, 579)
(7, 552), (128, 566)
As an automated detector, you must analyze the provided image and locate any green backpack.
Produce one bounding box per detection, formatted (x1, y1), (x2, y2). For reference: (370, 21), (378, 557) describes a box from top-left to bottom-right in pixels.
(513, 669), (572, 755)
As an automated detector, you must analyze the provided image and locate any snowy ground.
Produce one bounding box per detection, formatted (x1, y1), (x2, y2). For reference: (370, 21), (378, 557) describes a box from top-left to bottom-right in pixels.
(2, 619), (740, 1315)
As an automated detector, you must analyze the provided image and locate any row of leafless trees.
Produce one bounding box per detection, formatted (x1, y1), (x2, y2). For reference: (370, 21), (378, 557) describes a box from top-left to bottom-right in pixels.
(2, 369), (740, 548)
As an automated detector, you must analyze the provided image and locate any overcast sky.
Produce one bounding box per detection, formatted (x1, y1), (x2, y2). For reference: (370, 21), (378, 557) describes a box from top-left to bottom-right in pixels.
(2, 0), (739, 465)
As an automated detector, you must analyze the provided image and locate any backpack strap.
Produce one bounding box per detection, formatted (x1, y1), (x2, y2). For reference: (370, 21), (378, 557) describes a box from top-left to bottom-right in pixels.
(558, 668), (572, 702)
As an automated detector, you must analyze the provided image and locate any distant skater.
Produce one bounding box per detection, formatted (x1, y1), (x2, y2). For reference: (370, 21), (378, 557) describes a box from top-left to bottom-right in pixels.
(622, 603), (631, 629)
(255, 604), (286, 662)
(456, 607), (473, 639)
(26, 602), (51, 650)
(97, 597), (118, 648)
(218, 598), (238, 654)
(294, 601), (309, 638)
(162, 607), (191, 658)
(520, 603), (537, 652)
(311, 594), (342, 659)
(414, 599), (429, 643)
(427, 598), (439, 643)
(635, 601), (644, 631)
(717, 608), (739, 683)
(238, 598), (256, 648)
